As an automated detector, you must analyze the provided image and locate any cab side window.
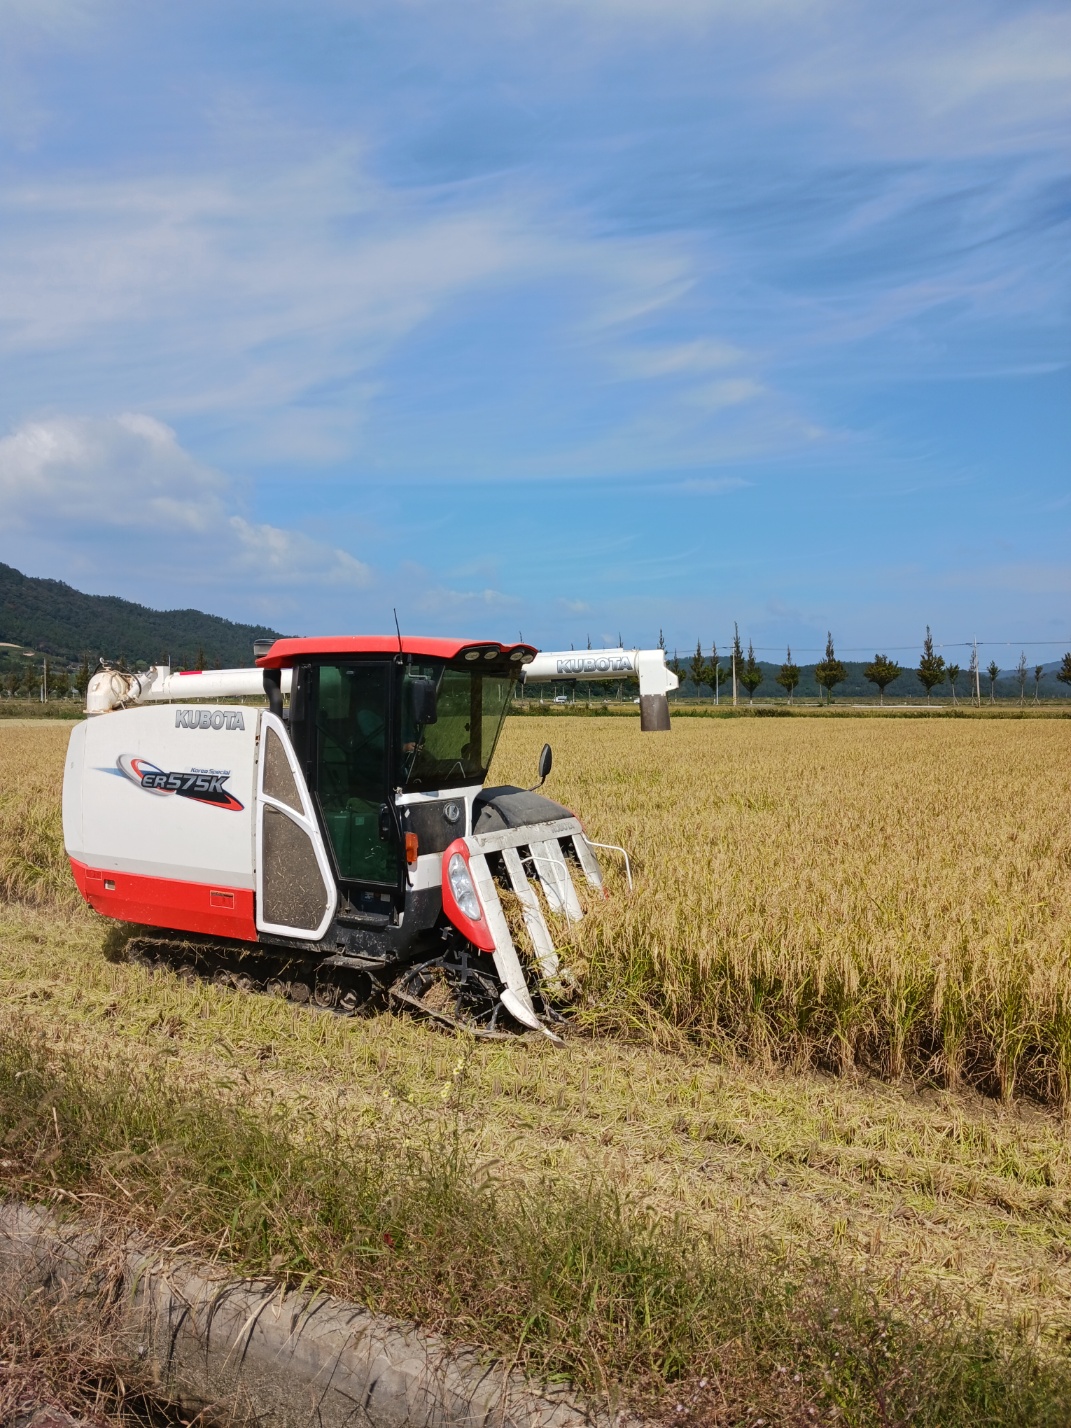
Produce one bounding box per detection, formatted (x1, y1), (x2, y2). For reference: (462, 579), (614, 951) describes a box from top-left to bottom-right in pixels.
(314, 663), (395, 884)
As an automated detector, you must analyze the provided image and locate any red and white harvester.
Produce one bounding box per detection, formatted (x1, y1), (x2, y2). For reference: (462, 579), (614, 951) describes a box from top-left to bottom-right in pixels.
(62, 636), (677, 1039)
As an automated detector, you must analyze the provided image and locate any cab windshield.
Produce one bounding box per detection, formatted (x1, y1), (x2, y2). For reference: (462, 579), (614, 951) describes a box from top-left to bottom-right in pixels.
(402, 660), (515, 791)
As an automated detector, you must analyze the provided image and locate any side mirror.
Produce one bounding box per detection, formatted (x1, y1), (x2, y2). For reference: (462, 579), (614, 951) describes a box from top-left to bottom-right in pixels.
(535, 742), (553, 788)
(408, 676), (438, 725)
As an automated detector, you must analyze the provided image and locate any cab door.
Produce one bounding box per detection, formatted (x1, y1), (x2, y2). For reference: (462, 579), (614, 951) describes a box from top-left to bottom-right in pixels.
(255, 711), (337, 940)
(308, 661), (401, 892)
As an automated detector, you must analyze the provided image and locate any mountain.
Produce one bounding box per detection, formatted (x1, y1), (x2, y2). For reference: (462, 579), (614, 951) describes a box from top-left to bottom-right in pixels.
(0, 562), (281, 670)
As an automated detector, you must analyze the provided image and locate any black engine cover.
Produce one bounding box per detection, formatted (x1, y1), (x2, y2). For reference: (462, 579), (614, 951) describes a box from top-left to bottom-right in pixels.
(472, 785), (573, 834)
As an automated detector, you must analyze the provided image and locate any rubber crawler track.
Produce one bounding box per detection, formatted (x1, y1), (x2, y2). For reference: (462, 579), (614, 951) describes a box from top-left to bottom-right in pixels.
(122, 933), (562, 1041)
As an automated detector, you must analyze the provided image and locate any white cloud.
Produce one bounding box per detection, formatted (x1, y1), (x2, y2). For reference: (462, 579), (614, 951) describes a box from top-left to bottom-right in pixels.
(0, 158), (522, 452)
(412, 586), (522, 614)
(0, 154), (711, 470)
(0, 0), (1064, 512)
(616, 340), (748, 379)
(685, 379), (765, 413)
(940, 562), (1071, 598)
(0, 413), (371, 590)
(669, 476), (750, 494)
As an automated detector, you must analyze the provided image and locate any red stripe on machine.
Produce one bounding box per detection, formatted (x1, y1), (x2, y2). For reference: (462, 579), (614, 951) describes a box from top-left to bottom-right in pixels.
(69, 859), (257, 942)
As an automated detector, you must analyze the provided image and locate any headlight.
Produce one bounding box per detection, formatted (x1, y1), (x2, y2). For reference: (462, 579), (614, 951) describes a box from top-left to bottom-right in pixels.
(447, 852), (482, 921)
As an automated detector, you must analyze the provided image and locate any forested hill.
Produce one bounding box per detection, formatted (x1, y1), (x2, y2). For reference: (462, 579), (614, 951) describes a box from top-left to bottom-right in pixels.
(0, 562), (281, 669)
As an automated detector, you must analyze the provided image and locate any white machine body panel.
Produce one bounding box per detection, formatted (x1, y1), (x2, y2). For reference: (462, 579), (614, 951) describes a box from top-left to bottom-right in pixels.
(65, 705), (258, 888)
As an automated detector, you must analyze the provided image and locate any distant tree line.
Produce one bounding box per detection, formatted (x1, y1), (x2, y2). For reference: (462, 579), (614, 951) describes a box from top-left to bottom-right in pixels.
(0, 643), (223, 701)
(666, 631), (1071, 706)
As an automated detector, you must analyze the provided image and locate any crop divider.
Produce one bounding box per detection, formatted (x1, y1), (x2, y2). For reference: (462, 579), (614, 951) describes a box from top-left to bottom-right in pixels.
(464, 817), (602, 1032)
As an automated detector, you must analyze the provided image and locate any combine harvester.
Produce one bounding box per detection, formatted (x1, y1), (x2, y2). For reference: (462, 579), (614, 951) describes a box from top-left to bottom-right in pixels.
(63, 637), (677, 1040)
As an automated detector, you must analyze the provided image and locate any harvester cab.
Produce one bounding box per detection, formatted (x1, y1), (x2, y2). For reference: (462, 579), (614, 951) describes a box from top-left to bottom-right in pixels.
(63, 636), (677, 1040)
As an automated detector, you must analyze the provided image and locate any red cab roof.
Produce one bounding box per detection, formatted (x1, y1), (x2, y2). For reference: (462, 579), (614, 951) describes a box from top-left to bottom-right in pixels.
(255, 636), (537, 669)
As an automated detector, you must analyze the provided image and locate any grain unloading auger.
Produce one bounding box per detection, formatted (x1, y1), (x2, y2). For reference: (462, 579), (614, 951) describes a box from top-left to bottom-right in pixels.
(64, 638), (677, 1040)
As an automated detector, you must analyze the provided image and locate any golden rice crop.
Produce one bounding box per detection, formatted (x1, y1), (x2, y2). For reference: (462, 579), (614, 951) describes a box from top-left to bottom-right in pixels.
(4, 714), (1071, 1102)
(0, 722), (76, 908)
(491, 717), (1071, 1103)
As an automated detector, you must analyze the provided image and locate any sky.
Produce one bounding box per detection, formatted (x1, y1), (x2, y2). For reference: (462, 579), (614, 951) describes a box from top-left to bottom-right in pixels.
(0, 0), (1068, 662)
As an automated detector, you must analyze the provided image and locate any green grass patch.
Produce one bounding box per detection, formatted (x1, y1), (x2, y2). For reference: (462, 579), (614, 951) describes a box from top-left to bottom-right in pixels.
(510, 701), (1071, 719)
(0, 702), (83, 720)
(1, 1023), (1069, 1426)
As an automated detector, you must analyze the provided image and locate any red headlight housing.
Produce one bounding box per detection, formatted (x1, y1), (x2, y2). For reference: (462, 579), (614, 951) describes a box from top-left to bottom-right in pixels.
(440, 839), (495, 952)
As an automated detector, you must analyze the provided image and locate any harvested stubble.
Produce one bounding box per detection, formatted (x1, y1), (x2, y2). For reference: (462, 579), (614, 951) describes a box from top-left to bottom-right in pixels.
(491, 717), (1071, 1104)
(3, 1022), (1071, 1427)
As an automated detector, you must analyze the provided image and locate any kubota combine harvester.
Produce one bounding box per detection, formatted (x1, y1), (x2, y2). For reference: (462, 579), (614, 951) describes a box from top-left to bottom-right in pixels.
(62, 636), (677, 1039)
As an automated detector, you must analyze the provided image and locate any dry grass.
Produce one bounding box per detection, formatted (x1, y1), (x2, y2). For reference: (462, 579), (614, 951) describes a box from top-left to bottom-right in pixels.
(0, 1274), (178, 1428)
(3, 1016), (1071, 1426)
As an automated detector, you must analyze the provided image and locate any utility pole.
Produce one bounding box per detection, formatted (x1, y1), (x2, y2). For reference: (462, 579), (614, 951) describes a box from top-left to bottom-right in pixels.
(973, 637), (980, 704)
(41, 658), (47, 703)
(732, 649), (737, 706)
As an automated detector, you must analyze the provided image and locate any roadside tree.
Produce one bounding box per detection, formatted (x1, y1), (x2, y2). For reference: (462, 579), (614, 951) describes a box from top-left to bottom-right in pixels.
(776, 647), (800, 702)
(1058, 653), (1071, 691)
(731, 624), (744, 705)
(707, 642), (727, 703)
(1034, 664), (1045, 703)
(690, 640), (707, 699)
(987, 660), (1000, 703)
(864, 653), (902, 705)
(947, 662), (961, 705)
(814, 632), (847, 704)
(740, 642), (763, 703)
(1016, 651), (1028, 706)
(917, 627), (946, 703)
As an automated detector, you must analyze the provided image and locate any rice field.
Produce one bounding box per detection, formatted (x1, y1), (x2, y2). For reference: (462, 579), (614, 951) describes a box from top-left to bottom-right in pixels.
(4, 714), (1071, 1100)
(495, 717), (1071, 1103)
(4, 714), (1071, 1419)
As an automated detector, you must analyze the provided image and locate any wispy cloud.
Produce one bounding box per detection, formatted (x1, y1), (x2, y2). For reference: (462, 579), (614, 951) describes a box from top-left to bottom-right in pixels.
(0, 413), (371, 592)
(615, 340), (748, 379)
(668, 476), (751, 495)
(411, 586), (522, 616)
(0, 0), (1066, 646)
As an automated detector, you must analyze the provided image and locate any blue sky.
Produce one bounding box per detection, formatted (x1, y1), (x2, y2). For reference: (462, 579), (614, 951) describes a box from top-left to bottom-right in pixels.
(0, 0), (1068, 662)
